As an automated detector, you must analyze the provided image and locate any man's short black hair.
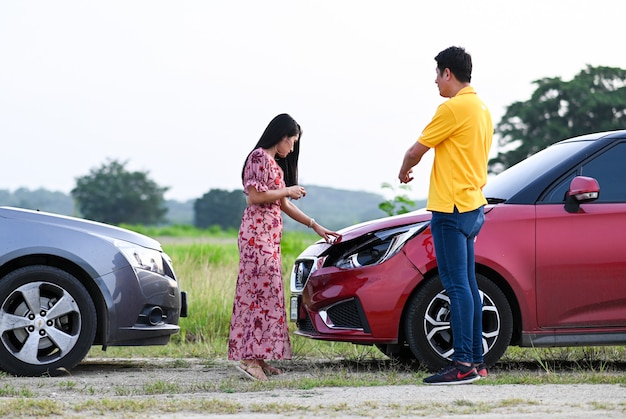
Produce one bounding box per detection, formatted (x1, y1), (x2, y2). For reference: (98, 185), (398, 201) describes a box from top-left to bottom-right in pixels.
(435, 46), (472, 83)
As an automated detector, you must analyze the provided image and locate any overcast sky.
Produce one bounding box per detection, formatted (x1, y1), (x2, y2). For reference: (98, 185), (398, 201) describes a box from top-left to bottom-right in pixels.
(1, 1), (624, 202)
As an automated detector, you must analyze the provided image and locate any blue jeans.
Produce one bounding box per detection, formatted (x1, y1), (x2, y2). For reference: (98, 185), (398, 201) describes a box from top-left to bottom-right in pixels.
(430, 206), (485, 364)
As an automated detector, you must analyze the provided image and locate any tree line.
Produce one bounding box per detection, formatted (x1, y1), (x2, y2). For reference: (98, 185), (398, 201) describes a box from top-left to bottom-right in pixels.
(4, 65), (625, 227)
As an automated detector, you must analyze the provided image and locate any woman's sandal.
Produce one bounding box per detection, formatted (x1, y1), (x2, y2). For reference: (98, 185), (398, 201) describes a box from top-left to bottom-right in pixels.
(236, 362), (268, 382)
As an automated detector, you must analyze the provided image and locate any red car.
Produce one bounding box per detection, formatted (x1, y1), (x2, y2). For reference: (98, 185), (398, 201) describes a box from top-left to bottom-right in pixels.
(290, 130), (626, 371)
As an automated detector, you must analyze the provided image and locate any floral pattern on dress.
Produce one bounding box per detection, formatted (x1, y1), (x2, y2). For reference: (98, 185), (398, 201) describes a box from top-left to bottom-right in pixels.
(228, 148), (292, 360)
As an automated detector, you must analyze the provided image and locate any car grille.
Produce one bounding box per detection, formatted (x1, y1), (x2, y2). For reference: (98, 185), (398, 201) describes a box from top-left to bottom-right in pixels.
(297, 298), (372, 333)
(326, 299), (363, 329)
(297, 311), (317, 334)
(317, 298), (371, 332)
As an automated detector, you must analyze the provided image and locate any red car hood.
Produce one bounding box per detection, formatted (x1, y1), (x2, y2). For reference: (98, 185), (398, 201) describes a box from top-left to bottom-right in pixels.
(334, 204), (497, 242)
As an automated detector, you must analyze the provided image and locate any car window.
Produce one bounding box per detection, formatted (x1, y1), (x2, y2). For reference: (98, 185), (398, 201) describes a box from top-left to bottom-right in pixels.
(484, 141), (589, 200)
(540, 142), (626, 203)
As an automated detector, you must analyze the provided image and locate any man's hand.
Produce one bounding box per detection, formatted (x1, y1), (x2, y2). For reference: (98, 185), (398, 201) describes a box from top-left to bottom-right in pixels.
(398, 168), (414, 184)
(399, 142), (429, 184)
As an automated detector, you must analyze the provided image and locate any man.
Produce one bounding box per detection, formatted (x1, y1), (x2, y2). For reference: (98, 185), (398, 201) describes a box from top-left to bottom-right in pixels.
(398, 46), (493, 385)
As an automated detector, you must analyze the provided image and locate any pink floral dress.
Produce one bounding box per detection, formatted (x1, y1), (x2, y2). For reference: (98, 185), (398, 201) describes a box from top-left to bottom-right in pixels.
(228, 148), (292, 361)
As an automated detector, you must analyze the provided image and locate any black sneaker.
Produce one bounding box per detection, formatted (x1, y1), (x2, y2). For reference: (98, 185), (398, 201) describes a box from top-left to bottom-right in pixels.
(475, 362), (488, 378)
(423, 361), (480, 385)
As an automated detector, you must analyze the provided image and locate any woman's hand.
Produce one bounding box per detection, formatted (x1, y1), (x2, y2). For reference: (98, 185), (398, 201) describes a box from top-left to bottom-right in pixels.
(312, 222), (341, 244)
(286, 185), (307, 200)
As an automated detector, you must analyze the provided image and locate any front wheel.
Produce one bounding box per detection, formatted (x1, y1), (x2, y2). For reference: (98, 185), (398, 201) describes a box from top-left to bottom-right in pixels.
(0, 266), (97, 376)
(404, 273), (513, 372)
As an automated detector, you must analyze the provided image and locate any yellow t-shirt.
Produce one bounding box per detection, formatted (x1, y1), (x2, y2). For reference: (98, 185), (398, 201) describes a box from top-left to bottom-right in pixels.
(418, 86), (493, 213)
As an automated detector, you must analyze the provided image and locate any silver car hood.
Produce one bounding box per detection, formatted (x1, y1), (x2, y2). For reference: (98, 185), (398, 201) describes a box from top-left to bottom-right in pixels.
(0, 206), (162, 250)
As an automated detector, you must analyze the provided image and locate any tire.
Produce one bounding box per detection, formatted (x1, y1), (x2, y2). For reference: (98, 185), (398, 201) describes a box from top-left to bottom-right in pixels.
(0, 265), (97, 376)
(404, 273), (513, 372)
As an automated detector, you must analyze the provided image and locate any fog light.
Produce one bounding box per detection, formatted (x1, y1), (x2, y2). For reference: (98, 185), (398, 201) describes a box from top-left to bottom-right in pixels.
(148, 307), (164, 325)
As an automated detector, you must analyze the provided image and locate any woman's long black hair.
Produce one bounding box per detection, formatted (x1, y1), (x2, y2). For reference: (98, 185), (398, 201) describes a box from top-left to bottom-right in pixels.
(241, 113), (301, 187)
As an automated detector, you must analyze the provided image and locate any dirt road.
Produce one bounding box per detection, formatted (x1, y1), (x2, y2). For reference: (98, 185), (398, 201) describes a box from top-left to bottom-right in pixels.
(1, 357), (625, 418)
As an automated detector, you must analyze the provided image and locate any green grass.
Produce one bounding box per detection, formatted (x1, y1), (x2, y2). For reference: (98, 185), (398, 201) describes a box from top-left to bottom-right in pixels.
(0, 399), (63, 417)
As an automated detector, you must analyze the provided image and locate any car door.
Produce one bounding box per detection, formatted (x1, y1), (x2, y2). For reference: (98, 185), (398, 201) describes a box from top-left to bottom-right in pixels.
(535, 141), (626, 328)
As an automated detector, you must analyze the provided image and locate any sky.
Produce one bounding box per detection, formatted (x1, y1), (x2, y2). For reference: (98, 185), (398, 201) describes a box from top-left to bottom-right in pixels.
(1, 1), (625, 202)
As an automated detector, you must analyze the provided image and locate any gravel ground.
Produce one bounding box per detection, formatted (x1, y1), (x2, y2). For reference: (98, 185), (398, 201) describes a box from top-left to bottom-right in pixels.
(1, 357), (625, 418)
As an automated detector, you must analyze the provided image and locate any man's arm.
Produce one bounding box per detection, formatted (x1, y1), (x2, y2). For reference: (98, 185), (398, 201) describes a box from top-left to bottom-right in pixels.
(398, 141), (430, 184)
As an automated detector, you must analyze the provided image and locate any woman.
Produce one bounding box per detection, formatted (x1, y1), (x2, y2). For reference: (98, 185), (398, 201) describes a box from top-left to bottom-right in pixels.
(228, 113), (340, 381)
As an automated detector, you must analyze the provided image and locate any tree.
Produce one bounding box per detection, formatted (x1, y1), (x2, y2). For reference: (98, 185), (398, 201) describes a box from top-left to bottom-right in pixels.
(0, 187), (74, 215)
(489, 65), (626, 173)
(378, 182), (417, 216)
(71, 159), (168, 225)
(194, 189), (246, 229)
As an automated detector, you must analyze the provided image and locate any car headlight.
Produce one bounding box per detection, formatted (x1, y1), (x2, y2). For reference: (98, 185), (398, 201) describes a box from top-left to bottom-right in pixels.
(115, 240), (165, 275)
(330, 222), (429, 269)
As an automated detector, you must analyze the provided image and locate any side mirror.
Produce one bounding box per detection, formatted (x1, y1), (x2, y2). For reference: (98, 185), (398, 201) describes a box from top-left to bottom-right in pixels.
(565, 176), (600, 213)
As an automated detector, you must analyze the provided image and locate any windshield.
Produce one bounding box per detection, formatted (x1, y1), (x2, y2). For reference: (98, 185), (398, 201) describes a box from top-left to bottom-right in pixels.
(483, 141), (590, 201)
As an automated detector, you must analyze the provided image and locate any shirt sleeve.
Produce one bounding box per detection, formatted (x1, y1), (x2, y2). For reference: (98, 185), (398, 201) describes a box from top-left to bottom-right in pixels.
(418, 103), (457, 148)
(243, 149), (271, 194)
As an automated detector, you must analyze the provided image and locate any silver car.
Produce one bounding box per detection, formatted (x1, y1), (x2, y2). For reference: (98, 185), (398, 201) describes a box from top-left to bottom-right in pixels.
(0, 206), (187, 376)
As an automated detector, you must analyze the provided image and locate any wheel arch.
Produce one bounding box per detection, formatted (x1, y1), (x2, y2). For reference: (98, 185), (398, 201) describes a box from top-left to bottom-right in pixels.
(395, 270), (440, 348)
(475, 264), (523, 346)
(0, 255), (107, 345)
